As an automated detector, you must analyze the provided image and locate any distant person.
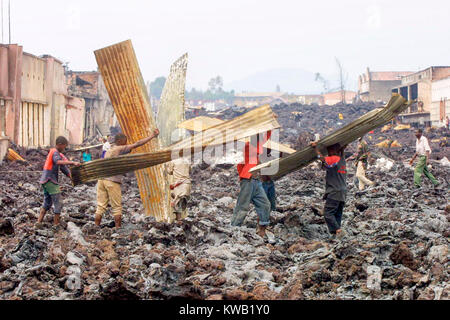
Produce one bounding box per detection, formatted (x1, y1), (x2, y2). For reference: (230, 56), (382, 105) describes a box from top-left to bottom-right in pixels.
(82, 149), (92, 163)
(101, 136), (111, 159)
(311, 142), (348, 239)
(446, 116), (450, 131)
(348, 137), (376, 191)
(409, 129), (439, 188)
(38, 136), (81, 227)
(95, 129), (160, 229)
(168, 157), (192, 221)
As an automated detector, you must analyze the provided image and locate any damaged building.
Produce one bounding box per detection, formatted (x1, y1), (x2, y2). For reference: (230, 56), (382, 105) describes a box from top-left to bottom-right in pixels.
(393, 66), (450, 126)
(0, 44), (85, 153)
(358, 67), (413, 103)
(66, 71), (118, 139)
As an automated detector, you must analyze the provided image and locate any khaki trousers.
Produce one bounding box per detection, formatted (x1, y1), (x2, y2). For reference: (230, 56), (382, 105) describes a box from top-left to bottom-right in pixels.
(96, 180), (122, 217)
(356, 161), (374, 191)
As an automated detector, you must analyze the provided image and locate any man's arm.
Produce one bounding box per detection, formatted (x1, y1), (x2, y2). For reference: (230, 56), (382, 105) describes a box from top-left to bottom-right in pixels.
(128, 129), (160, 151)
(56, 160), (81, 166)
(410, 153), (418, 165)
(310, 142), (326, 164)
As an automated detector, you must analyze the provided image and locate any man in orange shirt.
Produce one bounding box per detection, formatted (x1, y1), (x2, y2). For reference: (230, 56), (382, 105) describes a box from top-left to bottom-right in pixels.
(231, 131), (272, 238)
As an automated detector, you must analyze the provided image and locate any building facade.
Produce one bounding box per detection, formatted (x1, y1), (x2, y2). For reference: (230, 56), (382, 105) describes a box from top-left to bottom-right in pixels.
(358, 67), (413, 103)
(0, 44), (85, 149)
(321, 90), (357, 106)
(66, 71), (117, 139)
(393, 66), (450, 126)
(431, 76), (450, 127)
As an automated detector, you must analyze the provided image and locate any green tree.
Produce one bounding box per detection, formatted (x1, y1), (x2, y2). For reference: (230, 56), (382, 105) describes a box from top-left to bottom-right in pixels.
(150, 77), (167, 99)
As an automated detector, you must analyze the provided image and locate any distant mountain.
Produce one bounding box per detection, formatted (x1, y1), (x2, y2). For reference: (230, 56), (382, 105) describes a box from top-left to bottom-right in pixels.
(224, 68), (326, 94)
(224, 68), (356, 94)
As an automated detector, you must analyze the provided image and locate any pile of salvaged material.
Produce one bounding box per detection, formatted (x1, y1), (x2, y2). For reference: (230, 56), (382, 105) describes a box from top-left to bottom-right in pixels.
(6, 149), (26, 163)
(71, 104), (280, 185)
(250, 94), (413, 180)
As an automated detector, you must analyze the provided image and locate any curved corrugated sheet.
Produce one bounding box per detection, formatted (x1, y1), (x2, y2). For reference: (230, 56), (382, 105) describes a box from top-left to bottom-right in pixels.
(157, 53), (188, 147)
(94, 40), (171, 222)
(70, 104), (281, 185)
(250, 94), (412, 180)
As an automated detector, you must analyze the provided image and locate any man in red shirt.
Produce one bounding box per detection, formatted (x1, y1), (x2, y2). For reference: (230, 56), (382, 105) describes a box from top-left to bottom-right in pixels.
(232, 131), (272, 238)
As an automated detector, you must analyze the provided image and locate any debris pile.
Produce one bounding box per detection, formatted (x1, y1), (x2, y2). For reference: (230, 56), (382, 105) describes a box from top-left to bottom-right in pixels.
(0, 101), (448, 300)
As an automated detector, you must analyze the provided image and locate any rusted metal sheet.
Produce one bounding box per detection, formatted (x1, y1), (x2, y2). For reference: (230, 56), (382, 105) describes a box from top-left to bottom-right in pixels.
(251, 94), (412, 180)
(157, 53), (188, 147)
(7, 148), (25, 162)
(94, 40), (171, 222)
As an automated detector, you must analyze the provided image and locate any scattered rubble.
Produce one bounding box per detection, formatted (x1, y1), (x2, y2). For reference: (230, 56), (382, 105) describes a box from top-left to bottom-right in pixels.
(0, 103), (449, 300)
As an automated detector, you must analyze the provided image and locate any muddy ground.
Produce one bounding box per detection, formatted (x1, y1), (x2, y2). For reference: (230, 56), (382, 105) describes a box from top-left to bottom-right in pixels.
(0, 103), (449, 300)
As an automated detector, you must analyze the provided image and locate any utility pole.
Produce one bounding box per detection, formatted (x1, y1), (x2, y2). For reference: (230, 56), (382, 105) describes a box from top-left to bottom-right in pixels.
(1, 0), (3, 43)
(8, 0), (10, 44)
(335, 57), (346, 104)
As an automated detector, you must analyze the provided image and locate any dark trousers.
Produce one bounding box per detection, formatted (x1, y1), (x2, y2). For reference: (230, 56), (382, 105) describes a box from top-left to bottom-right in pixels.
(324, 198), (345, 234)
(262, 180), (276, 212)
(43, 192), (62, 214)
(232, 178), (271, 227)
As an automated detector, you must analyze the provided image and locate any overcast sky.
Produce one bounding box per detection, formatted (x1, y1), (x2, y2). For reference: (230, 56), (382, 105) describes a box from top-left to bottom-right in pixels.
(2, 0), (450, 92)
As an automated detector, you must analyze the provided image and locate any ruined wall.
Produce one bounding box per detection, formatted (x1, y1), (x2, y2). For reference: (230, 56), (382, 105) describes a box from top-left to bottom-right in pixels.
(418, 80), (432, 112)
(65, 97), (85, 145)
(19, 53), (50, 147)
(67, 72), (117, 138)
(369, 80), (402, 103)
(0, 44), (22, 143)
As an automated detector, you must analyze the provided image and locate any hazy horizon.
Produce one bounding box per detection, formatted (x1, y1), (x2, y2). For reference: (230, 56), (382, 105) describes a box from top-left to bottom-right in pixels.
(2, 0), (449, 93)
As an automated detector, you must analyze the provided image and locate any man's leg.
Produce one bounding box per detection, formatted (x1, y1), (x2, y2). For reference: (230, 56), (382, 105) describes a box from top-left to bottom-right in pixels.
(231, 179), (252, 227)
(267, 181), (277, 212)
(356, 161), (373, 191)
(105, 181), (123, 229)
(38, 189), (52, 224)
(324, 198), (341, 235)
(414, 157), (426, 187)
(423, 165), (439, 186)
(252, 181), (271, 237)
(95, 180), (108, 226)
(51, 193), (63, 226)
(335, 201), (345, 229)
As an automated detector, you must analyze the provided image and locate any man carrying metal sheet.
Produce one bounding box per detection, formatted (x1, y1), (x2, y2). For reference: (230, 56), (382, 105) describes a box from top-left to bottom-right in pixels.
(232, 131), (272, 238)
(311, 142), (348, 239)
(95, 129), (160, 229)
(409, 129), (440, 189)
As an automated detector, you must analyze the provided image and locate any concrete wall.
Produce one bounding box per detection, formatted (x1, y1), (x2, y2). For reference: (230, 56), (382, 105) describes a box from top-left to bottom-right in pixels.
(369, 80), (402, 102)
(67, 72), (117, 139)
(65, 97), (85, 145)
(0, 44), (23, 143)
(431, 77), (450, 126)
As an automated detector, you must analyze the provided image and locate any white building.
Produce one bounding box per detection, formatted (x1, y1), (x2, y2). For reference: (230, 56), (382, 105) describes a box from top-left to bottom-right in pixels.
(431, 76), (450, 127)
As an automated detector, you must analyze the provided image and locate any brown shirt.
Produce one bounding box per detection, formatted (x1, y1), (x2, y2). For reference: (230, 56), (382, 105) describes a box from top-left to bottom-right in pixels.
(104, 145), (133, 184)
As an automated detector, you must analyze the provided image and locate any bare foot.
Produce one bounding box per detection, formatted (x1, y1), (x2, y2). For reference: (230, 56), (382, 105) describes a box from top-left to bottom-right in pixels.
(95, 214), (102, 226)
(53, 214), (61, 226)
(257, 225), (267, 238)
(37, 208), (47, 224)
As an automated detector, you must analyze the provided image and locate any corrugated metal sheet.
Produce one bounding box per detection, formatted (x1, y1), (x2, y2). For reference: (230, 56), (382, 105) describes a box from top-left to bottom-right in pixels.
(70, 104), (280, 184)
(177, 114), (294, 153)
(94, 40), (171, 222)
(251, 94), (412, 180)
(157, 53), (188, 147)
